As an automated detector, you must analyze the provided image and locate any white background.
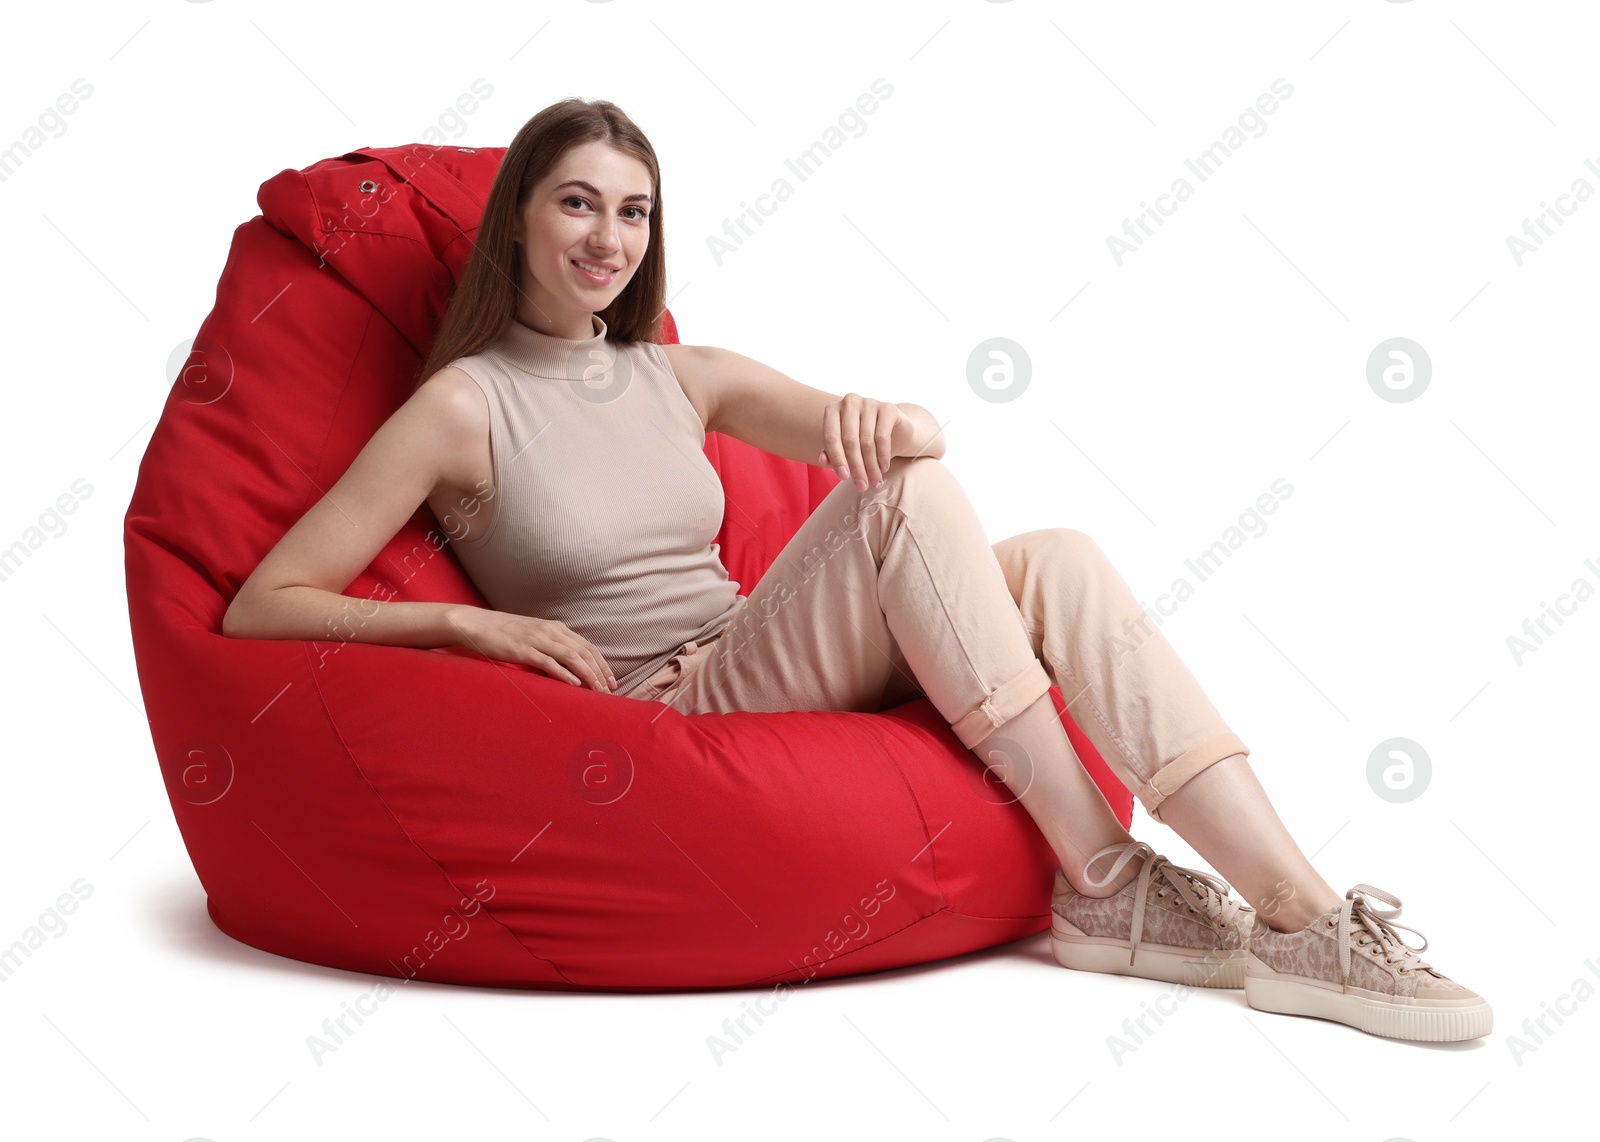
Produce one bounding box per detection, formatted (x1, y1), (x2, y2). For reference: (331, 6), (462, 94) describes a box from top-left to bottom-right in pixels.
(2, 1), (1594, 1138)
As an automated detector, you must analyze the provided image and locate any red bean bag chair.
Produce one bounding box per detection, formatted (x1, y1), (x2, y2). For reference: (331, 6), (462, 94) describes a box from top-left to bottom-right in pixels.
(124, 143), (1133, 990)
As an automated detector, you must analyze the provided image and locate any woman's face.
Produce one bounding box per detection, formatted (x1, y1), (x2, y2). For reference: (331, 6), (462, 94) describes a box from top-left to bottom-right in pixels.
(513, 140), (653, 332)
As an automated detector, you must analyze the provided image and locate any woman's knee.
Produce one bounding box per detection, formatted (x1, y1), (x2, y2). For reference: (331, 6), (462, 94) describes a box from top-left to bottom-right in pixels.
(882, 452), (951, 488)
(861, 454), (961, 519)
(1038, 527), (1102, 563)
(1010, 527), (1108, 583)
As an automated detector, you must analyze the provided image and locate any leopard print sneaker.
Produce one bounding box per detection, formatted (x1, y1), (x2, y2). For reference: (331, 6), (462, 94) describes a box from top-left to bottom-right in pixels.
(1050, 841), (1254, 988)
(1245, 883), (1492, 1041)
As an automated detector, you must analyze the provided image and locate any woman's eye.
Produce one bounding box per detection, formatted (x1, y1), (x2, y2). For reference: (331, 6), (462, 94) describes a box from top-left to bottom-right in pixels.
(563, 197), (645, 221)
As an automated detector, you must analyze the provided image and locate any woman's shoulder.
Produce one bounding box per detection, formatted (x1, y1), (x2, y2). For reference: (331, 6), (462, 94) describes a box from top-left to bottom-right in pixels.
(643, 342), (716, 435)
(651, 341), (708, 375)
(417, 359), (491, 399)
(440, 344), (505, 375)
(409, 364), (495, 444)
(626, 339), (700, 386)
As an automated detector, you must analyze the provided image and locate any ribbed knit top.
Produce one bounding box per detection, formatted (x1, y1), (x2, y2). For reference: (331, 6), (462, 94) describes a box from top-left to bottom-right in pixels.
(446, 312), (746, 696)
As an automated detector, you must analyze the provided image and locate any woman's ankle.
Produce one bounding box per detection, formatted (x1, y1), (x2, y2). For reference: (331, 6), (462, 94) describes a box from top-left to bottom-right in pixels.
(1256, 887), (1343, 933)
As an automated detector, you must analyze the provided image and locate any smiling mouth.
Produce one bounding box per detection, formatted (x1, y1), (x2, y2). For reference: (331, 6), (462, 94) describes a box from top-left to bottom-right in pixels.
(571, 259), (619, 283)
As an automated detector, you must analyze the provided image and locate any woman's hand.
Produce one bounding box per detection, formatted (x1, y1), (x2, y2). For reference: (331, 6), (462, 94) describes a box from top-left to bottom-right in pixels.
(816, 393), (912, 491)
(450, 607), (618, 692)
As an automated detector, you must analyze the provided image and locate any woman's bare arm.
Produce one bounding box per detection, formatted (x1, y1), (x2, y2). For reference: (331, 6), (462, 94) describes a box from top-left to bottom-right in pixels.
(221, 370), (484, 648)
(660, 343), (946, 468)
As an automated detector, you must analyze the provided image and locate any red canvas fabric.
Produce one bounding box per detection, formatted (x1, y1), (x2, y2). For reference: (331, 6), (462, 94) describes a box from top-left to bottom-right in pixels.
(124, 143), (1133, 990)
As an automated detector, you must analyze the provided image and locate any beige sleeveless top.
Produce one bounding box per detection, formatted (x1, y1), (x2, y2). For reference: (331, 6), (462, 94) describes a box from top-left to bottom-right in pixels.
(446, 313), (745, 696)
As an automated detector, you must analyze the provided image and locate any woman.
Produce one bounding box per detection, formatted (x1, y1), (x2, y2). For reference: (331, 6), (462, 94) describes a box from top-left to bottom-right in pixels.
(223, 98), (1489, 1042)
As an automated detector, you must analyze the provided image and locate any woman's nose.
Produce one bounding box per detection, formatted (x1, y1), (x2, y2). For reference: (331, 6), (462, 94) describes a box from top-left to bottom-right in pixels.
(589, 218), (619, 250)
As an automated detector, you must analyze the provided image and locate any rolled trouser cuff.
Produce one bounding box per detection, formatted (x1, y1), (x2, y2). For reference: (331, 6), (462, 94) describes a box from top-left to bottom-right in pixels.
(951, 659), (1054, 750)
(1137, 732), (1249, 823)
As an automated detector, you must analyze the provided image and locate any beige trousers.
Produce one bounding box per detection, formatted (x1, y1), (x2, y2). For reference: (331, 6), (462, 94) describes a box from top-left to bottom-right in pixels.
(624, 455), (1248, 822)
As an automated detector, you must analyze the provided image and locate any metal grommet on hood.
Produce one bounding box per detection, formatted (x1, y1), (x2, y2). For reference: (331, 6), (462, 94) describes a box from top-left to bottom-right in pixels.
(358, 179), (378, 193)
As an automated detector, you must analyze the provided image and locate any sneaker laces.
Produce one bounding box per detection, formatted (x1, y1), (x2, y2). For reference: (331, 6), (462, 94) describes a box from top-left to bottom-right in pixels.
(1335, 884), (1436, 987)
(1083, 841), (1244, 966)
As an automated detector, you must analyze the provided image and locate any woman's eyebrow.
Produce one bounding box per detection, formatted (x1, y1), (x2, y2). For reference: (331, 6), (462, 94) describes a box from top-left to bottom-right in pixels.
(552, 178), (652, 205)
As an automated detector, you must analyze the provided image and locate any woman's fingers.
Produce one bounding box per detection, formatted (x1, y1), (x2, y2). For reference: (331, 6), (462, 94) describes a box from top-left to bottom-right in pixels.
(859, 402), (883, 487)
(580, 642), (617, 691)
(841, 394), (868, 490)
(538, 651), (584, 687)
(875, 405), (898, 479)
(558, 633), (615, 692)
(821, 396), (891, 490)
(821, 402), (848, 482)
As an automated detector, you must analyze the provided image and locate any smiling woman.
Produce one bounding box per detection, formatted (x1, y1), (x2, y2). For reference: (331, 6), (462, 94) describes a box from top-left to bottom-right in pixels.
(186, 98), (1490, 1036)
(507, 143), (656, 338)
(129, 126), (1137, 997)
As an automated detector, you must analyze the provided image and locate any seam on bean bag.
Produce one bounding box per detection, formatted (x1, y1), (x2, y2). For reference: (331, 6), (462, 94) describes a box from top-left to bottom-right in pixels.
(739, 908), (1052, 988)
(861, 725), (948, 910)
(298, 639), (575, 985)
(724, 726), (964, 989)
(301, 165), (439, 244)
(864, 724), (1058, 926)
(736, 905), (961, 987)
(303, 307), (375, 514)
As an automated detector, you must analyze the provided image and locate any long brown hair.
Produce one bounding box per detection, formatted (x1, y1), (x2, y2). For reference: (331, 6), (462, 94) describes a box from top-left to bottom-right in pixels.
(416, 98), (667, 388)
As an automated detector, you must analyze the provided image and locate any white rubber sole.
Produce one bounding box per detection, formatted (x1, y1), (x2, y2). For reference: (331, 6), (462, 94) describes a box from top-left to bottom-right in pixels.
(1049, 915), (1246, 988)
(1244, 955), (1493, 1042)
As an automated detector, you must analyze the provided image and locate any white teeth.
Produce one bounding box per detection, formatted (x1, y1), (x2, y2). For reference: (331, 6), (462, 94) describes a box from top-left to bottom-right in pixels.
(574, 261), (614, 275)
